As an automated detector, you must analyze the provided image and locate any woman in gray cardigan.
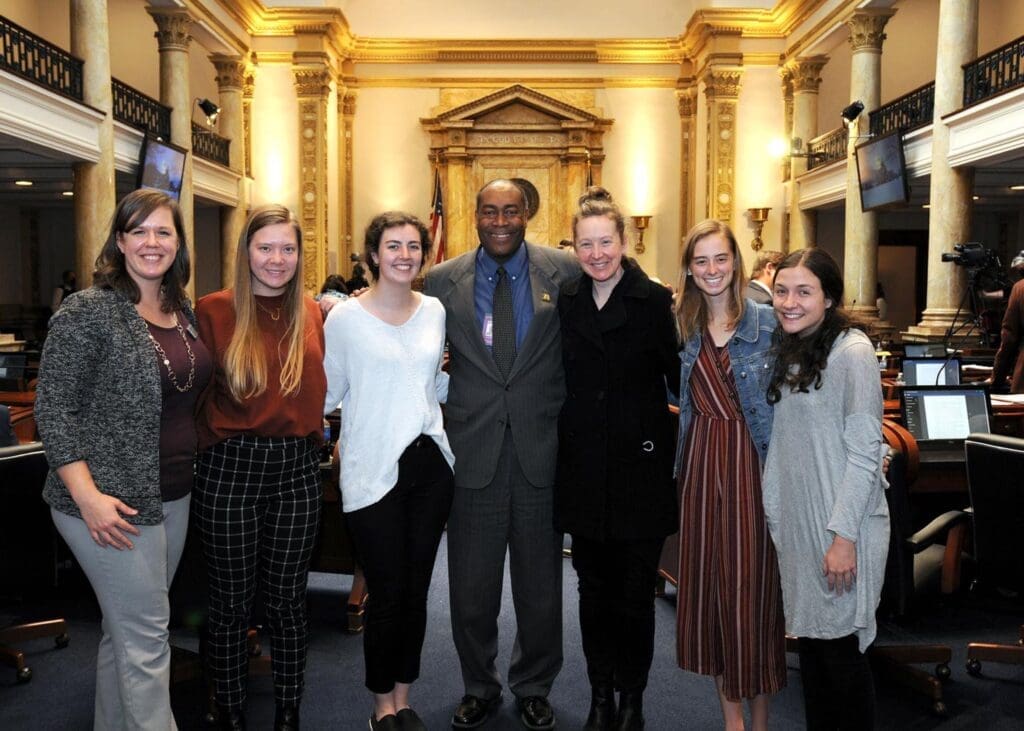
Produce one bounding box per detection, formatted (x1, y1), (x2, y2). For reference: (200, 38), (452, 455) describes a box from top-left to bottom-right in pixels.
(35, 189), (213, 730)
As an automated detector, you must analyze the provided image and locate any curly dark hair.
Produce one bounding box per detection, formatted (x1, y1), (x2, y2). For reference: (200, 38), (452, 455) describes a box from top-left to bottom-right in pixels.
(766, 248), (865, 404)
(363, 211), (432, 279)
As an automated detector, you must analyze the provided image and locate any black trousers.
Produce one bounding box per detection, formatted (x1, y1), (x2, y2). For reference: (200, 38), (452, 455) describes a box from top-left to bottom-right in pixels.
(346, 436), (454, 694)
(570, 534), (665, 693)
(194, 435), (322, 709)
(797, 634), (875, 730)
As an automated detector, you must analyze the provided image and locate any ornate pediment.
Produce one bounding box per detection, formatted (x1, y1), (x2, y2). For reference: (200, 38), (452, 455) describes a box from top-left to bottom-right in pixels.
(424, 84), (601, 125)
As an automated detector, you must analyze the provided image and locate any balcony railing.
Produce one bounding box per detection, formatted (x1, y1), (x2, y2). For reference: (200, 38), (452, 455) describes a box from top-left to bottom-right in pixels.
(869, 82), (935, 137)
(964, 35), (1024, 106)
(807, 127), (848, 170)
(192, 122), (230, 167)
(112, 78), (171, 141)
(0, 15), (82, 100)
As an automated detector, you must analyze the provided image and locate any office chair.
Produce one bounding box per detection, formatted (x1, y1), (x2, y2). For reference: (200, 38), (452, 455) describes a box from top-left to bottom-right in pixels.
(0, 442), (69, 682)
(963, 432), (1024, 675)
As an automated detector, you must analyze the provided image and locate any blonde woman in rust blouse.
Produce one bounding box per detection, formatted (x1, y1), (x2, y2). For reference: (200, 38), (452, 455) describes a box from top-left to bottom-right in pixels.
(194, 205), (327, 731)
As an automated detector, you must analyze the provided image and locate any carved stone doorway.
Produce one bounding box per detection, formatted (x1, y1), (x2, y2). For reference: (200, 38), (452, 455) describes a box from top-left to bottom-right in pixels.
(421, 85), (613, 258)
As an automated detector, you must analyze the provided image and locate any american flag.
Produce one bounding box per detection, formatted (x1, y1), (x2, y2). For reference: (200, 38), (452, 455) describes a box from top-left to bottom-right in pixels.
(430, 168), (446, 264)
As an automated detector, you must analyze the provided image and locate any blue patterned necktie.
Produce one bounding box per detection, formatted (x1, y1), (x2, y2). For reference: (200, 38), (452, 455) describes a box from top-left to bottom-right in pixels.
(492, 266), (516, 379)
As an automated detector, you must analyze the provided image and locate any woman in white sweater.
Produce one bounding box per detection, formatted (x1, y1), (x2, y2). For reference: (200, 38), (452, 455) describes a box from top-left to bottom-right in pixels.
(323, 212), (455, 731)
(761, 248), (888, 730)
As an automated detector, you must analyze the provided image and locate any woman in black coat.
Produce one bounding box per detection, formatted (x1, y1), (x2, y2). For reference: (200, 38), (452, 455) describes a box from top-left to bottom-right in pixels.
(556, 187), (680, 731)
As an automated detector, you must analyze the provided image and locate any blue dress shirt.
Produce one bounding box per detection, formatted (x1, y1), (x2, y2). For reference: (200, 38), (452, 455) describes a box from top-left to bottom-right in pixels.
(474, 242), (534, 353)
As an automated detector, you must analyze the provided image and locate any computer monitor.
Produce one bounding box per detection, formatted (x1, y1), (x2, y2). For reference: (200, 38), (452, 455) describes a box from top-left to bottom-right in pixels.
(902, 357), (961, 386)
(900, 385), (992, 446)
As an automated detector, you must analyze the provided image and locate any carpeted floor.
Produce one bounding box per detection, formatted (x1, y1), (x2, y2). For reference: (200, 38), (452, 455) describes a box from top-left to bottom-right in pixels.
(2, 535), (1023, 730)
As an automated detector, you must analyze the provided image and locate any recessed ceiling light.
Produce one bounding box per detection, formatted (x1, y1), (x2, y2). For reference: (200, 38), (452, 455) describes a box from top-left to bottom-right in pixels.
(14, 180), (32, 186)
(1010, 185), (1024, 191)
(62, 191), (74, 197)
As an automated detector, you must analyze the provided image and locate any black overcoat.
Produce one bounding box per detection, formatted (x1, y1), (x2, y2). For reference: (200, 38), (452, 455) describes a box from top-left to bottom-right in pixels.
(554, 261), (681, 542)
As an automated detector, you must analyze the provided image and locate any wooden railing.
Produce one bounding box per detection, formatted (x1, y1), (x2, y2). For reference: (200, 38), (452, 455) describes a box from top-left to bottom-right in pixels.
(807, 127), (847, 170)
(191, 121), (230, 166)
(0, 15), (82, 100)
(869, 82), (934, 137)
(964, 34), (1024, 106)
(112, 78), (171, 141)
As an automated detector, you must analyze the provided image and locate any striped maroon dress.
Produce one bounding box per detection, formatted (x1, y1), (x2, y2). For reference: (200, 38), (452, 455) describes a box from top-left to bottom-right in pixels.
(675, 334), (786, 700)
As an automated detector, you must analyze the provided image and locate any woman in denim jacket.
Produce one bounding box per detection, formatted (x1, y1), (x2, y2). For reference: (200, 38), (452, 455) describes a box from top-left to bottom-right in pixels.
(673, 220), (785, 730)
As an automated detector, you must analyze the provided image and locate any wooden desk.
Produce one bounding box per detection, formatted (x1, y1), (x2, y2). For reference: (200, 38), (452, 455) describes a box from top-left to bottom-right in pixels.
(0, 391), (34, 407)
(313, 460), (368, 633)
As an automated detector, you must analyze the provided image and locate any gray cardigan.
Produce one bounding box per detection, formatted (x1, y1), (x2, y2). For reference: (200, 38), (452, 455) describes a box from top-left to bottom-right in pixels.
(35, 287), (196, 525)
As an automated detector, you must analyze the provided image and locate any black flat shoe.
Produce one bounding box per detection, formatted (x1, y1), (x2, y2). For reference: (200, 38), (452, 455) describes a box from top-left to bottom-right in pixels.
(397, 707), (427, 731)
(218, 707), (247, 731)
(452, 694), (503, 728)
(369, 713), (401, 731)
(583, 684), (616, 730)
(517, 695), (556, 730)
(275, 703), (299, 731)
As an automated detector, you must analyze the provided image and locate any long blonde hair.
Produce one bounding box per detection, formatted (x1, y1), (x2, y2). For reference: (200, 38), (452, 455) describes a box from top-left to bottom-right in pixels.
(674, 219), (748, 342)
(224, 205), (307, 401)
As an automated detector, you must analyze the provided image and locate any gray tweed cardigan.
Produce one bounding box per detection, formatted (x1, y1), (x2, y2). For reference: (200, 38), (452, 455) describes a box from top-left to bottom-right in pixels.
(35, 286), (197, 525)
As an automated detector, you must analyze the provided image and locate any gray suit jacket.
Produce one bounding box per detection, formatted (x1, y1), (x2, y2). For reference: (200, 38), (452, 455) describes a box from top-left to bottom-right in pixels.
(746, 279), (773, 305)
(424, 243), (580, 489)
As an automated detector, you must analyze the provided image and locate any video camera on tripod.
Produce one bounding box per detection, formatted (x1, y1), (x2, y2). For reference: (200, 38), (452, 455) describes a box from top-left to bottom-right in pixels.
(940, 242), (1010, 347)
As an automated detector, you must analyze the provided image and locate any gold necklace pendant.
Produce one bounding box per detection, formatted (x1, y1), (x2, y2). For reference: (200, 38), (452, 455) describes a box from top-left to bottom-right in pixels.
(257, 301), (282, 321)
(147, 315), (196, 393)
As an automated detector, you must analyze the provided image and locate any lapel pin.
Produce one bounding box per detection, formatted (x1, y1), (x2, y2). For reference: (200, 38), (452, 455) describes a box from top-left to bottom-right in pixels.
(541, 293), (551, 302)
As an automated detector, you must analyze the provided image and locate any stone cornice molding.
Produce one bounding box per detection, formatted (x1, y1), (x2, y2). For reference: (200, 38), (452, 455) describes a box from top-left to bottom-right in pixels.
(350, 38), (685, 65)
(211, 54), (247, 91)
(846, 9), (897, 53)
(681, 1), (827, 55)
(148, 8), (193, 52)
(787, 55), (828, 94)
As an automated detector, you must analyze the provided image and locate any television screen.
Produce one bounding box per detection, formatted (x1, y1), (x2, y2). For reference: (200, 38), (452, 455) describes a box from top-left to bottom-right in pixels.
(136, 136), (187, 200)
(855, 130), (910, 211)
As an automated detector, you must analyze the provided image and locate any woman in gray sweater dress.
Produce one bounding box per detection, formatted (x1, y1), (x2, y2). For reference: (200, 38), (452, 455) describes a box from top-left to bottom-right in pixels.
(761, 248), (889, 731)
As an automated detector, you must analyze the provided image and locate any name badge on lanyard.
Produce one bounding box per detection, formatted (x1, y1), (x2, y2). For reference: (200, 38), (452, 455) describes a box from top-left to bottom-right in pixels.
(482, 313), (493, 346)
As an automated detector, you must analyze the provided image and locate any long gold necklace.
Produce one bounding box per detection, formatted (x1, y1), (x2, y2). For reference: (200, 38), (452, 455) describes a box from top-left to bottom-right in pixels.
(256, 300), (282, 321)
(148, 316), (196, 393)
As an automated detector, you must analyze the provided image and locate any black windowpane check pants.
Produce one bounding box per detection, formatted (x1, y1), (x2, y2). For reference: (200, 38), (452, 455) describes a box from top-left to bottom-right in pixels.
(194, 435), (322, 710)
(346, 436), (454, 694)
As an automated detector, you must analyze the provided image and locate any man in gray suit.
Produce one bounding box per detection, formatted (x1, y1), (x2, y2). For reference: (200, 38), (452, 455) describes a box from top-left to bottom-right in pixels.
(424, 179), (579, 730)
(745, 249), (784, 305)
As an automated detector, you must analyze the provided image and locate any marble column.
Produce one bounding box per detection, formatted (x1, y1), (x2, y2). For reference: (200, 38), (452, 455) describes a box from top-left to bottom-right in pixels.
(293, 63), (332, 293)
(211, 54), (247, 288)
(70, 0), (115, 287)
(677, 80), (698, 249)
(787, 55), (828, 251)
(843, 9), (895, 321)
(907, 0), (979, 340)
(148, 8), (194, 296)
(702, 66), (743, 227)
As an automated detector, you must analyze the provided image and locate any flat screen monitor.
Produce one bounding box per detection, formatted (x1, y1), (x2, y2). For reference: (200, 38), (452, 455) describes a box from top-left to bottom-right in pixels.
(136, 136), (186, 200)
(903, 357), (961, 386)
(855, 130), (910, 211)
(900, 385), (991, 447)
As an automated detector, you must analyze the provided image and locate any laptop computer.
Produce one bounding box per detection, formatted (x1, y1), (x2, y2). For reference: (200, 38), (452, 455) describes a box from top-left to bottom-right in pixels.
(902, 356), (961, 386)
(904, 343), (948, 358)
(900, 384), (992, 463)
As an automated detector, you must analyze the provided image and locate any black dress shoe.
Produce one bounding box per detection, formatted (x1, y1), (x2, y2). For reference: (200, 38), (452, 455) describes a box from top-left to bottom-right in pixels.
(218, 707), (247, 731)
(452, 694), (502, 728)
(517, 695), (556, 730)
(614, 690), (644, 731)
(396, 707), (428, 731)
(369, 713), (401, 731)
(583, 684), (616, 731)
(275, 703), (299, 731)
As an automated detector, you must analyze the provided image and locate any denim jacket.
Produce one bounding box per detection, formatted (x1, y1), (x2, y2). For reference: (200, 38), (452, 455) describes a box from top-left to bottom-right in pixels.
(673, 300), (776, 476)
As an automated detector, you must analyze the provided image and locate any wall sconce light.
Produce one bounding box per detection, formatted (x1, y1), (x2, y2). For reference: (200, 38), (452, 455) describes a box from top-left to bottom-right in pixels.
(747, 207), (771, 251)
(630, 215), (651, 254)
(841, 100), (865, 127)
(195, 98), (220, 127)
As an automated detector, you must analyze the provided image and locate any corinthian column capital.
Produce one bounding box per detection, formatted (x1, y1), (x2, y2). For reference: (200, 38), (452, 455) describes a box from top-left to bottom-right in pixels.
(293, 67), (332, 98)
(787, 55), (829, 94)
(211, 54), (246, 92)
(147, 8), (193, 52)
(846, 9), (897, 53)
(703, 68), (743, 99)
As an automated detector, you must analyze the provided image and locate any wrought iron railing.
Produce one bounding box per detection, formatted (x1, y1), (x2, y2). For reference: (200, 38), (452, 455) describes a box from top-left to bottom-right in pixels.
(191, 122), (230, 166)
(806, 127), (847, 170)
(112, 78), (171, 141)
(963, 34), (1024, 106)
(0, 14), (82, 100)
(869, 82), (934, 137)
